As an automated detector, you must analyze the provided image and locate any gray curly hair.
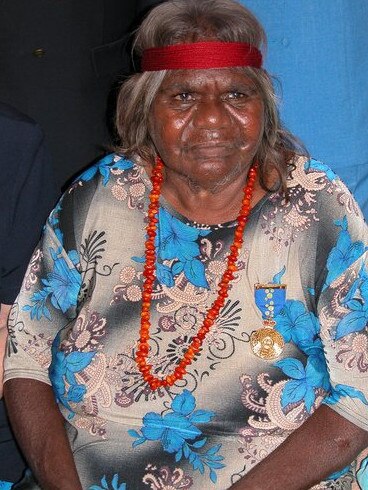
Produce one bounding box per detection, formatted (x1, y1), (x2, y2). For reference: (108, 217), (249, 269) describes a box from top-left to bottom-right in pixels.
(115, 0), (306, 194)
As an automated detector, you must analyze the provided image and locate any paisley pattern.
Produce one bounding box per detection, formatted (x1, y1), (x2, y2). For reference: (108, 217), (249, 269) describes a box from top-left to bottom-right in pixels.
(4, 154), (368, 489)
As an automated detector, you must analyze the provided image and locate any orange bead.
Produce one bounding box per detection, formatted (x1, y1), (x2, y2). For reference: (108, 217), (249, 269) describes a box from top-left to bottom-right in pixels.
(145, 241), (155, 250)
(175, 364), (186, 375)
(184, 347), (195, 359)
(138, 344), (149, 355)
(141, 301), (150, 311)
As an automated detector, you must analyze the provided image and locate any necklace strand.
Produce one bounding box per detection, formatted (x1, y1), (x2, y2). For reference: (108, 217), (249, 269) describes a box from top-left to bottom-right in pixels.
(135, 156), (257, 391)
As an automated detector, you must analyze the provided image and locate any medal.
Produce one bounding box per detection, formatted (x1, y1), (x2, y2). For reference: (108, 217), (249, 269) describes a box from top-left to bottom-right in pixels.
(250, 284), (286, 360)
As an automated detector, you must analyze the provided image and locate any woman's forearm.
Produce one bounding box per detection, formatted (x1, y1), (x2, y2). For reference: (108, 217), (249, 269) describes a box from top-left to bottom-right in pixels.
(232, 405), (368, 490)
(4, 378), (82, 490)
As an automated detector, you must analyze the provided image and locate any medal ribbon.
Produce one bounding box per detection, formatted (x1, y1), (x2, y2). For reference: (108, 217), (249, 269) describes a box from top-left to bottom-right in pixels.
(254, 285), (286, 321)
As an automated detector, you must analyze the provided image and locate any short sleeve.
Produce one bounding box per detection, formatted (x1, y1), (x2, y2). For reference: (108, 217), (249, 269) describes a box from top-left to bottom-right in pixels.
(316, 187), (368, 431)
(0, 115), (59, 305)
(4, 199), (82, 385)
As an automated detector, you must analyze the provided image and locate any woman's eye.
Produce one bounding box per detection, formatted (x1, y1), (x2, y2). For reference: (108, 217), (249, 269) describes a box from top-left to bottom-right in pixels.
(174, 93), (195, 102)
(227, 91), (246, 100)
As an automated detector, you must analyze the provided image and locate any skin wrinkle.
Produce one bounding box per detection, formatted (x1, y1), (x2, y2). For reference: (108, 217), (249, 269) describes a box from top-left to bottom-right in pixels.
(148, 67), (265, 224)
(181, 160), (244, 197)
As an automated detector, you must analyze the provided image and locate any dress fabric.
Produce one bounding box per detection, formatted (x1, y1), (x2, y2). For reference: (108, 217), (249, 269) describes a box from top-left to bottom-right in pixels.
(4, 153), (368, 490)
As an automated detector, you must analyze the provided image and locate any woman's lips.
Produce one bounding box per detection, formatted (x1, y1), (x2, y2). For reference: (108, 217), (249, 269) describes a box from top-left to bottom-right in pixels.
(188, 143), (234, 159)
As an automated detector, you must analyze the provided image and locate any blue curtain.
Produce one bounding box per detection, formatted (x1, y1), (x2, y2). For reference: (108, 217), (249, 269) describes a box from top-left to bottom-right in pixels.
(241, 0), (368, 218)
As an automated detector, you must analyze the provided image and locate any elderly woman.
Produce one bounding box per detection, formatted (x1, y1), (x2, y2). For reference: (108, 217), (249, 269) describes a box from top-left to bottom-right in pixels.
(4, 0), (368, 489)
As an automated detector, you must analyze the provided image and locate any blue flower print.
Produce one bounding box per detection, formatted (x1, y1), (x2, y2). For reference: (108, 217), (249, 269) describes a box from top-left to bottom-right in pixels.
(357, 456), (368, 490)
(23, 247), (82, 320)
(304, 159), (338, 182)
(272, 265), (286, 284)
(78, 153), (133, 186)
(0, 482), (12, 489)
(326, 465), (351, 481)
(48, 200), (64, 245)
(274, 300), (319, 354)
(273, 298), (333, 412)
(128, 390), (225, 484)
(156, 262), (175, 288)
(275, 354), (330, 413)
(49, 332), (95, 419)
(323, 216), (367, 291)
(89, 474), (126, 490)
(43, 248), (81, 312)
(335, 264), (368, 340)
(324, 383), (368, 407)
(157, 208), (211, 288)
(133, 207), (211, 289)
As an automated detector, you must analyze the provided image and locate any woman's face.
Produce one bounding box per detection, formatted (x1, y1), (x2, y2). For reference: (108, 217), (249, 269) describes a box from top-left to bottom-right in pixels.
(148, 67), (264, 189)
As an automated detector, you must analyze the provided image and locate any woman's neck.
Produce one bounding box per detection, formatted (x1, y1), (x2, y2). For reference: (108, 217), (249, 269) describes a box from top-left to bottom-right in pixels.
(160, 168), (266, 225)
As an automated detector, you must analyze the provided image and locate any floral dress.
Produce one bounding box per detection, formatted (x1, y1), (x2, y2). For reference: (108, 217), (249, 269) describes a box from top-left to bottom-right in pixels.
(5, 154), (368, 490)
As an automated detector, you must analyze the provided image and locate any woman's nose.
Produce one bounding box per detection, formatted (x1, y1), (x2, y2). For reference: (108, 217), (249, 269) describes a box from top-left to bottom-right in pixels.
(192, 98), (231, 130)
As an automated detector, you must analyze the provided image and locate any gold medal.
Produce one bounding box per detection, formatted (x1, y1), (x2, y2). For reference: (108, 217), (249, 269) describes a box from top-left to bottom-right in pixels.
(251, 283), (286, 360)
(250, 325), (284, 360)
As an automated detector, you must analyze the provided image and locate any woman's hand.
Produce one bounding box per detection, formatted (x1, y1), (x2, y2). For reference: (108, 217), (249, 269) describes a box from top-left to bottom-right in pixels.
(4, 378), (82, 490)
(231, 405), (368, 490)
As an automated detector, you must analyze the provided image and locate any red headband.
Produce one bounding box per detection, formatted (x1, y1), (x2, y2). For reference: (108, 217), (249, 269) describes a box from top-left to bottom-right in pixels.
(141, 41), (262, 71)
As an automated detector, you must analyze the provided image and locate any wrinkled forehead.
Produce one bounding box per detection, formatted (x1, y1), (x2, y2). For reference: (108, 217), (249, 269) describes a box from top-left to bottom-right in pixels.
(158, 67), (258, 93)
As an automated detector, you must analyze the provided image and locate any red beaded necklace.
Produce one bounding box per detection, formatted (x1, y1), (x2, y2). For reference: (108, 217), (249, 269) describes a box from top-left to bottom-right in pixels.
(135, 156), (257, 391)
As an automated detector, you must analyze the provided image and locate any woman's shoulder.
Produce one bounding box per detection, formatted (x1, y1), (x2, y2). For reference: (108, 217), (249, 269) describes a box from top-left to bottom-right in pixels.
(285, 155), (367, 251)
(58, 153), (138, 209)
(288, 155), (364, 221)
(288, 155), (341, 192)
(74, 153), (136, 188)
(49, 153), (149, 245)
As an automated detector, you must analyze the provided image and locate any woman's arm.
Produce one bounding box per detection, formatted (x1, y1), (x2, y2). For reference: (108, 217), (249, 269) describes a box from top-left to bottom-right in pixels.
(233, 404), (368, 490)
(4, 378), (82, 490)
